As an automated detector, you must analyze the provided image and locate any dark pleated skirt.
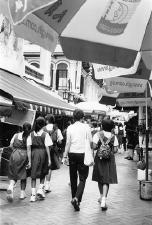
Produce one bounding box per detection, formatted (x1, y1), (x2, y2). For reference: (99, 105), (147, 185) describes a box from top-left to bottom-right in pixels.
(31, 148), (48, 179)
(8, 149), (28, 180)
(92, 153), (118, 184)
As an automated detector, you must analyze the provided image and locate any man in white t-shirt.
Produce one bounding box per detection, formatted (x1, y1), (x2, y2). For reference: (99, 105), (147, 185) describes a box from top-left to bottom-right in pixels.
(63, 109), (92, 211)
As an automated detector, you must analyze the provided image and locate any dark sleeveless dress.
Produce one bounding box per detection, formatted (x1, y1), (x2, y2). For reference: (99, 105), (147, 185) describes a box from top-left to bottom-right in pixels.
(92, 131), (118, 184)
(43, 126), (60, 170)
(30, 131), (48, 179)
(8, 134), (28, 180)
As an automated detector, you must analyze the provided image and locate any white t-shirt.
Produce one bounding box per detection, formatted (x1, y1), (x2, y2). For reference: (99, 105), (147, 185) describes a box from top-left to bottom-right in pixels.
(93, 131), (112, 144)
(66, 121), (92, 154)
(45, 124), (63, 142)
(27, 129), (53, 147)
(10, 132), (30, 147)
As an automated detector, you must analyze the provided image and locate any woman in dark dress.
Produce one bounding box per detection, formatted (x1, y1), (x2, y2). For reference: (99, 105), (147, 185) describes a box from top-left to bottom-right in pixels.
(27, 117), (52, 202)
(7, 122), (31, 202)
(92, 119), (118, 210)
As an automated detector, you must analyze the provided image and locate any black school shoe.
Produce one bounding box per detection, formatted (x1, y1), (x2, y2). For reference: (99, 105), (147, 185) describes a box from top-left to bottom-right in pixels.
(71, 198), (80, 211)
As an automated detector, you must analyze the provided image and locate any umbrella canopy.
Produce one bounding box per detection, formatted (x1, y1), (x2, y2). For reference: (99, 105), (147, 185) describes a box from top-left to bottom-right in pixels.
(103, 59), (152, 94)
(75, 101), (109, 114)
(96, 59), (152, 107)
(1, 0), (151, 69)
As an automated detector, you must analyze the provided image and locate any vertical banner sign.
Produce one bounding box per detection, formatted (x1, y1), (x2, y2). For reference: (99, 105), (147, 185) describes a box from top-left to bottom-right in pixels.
(97, 0), (141, 35)
(8, 0), (57, 25)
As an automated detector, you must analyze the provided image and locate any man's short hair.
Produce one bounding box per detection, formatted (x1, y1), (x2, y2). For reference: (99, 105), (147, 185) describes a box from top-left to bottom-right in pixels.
(73, 109), (84, 121)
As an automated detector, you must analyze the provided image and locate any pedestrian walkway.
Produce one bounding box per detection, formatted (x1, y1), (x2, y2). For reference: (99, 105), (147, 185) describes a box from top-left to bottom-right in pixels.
(0, 153), (152, 225)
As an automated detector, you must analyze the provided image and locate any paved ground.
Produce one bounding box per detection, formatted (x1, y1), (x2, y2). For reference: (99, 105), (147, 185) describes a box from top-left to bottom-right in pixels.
(0, 152), (152, 225)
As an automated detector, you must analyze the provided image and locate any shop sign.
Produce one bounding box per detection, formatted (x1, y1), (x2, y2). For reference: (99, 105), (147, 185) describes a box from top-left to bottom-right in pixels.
(104, 77), (147, 93)
(5, 108), (36, 126)
(117, 98), (152, 107)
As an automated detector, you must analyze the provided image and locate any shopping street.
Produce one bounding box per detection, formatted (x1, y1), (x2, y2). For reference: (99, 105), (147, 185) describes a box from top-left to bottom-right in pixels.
(1, 153), (152, 225)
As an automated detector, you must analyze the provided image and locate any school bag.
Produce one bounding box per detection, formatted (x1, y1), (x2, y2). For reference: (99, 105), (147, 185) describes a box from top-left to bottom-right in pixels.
(97, 131), (113, 160)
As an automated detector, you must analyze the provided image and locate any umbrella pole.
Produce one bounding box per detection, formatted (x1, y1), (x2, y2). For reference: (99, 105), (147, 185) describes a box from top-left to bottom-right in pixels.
(145, 82), (149, 181)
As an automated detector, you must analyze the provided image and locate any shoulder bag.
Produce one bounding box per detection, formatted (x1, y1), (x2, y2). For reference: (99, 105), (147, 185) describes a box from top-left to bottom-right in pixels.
(84, 133), (94, 166)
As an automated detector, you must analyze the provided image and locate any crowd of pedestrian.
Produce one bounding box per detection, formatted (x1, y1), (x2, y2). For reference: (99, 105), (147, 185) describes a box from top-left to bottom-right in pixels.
(6, 109), (139, 212)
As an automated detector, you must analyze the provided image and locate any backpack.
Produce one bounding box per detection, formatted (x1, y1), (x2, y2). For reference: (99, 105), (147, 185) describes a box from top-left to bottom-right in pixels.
(97, 131), (113, 160)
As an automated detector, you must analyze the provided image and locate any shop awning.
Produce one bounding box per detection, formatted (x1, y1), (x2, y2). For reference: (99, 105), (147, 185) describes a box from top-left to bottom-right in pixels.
(0, 69), (75, 114)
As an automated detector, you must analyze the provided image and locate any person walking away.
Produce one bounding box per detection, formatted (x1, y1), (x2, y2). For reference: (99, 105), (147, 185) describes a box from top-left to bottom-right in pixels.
(27, 117), (52, 202)
(62, 120), (72, 151)
(43, 114), (63, 193)
(124, 123), (138, 160)
(122, 124), (127, 151)
(118, 123), (124, 153)
(63, 109), (92, 211)
(92, 119), (118, 210)
(7, 122), (31, 202)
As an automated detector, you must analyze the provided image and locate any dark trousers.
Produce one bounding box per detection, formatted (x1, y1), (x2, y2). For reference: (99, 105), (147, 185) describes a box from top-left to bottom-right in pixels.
(122, 137), (127, 151)
(68, 153), (89, 202)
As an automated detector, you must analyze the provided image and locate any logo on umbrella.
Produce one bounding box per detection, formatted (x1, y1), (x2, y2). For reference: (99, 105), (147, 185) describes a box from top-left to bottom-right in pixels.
(96, 0), (141, 35)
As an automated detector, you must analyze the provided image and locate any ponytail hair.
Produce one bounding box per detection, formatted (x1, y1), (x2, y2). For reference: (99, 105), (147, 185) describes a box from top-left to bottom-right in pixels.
(22, 122), (31, 145)
(35, 117), (45, 133)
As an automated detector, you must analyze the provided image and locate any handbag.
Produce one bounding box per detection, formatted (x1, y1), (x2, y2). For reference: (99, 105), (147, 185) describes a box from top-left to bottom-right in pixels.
(84, 134), (94, 166)
(97, 132), (112, 160)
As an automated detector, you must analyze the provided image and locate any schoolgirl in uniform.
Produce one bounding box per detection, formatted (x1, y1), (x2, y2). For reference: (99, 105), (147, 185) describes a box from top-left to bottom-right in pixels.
(27, 117), (52, 202)
(7, 122), (31, 202)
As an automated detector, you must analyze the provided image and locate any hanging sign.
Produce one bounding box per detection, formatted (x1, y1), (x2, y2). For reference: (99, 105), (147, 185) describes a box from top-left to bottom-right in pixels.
(104, 77), (147, 93)
(93, 53), (141, 79)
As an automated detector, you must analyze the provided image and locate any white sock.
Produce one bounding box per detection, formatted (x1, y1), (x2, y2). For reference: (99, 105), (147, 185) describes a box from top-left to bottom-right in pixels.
(101, 196), (107, 207)
(45, 181), (50, 187)
(39, 184), (44, 189)
(31, 188), (36, 195)
(101, 196), (106, 203)
(21, 190), (25, 195)
(8, 180), (15, 190)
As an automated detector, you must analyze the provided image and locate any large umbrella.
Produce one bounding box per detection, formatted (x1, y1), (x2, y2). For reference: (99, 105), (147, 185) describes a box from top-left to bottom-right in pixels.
(75, 101), (109, 115)
(0, 0), (151, 69)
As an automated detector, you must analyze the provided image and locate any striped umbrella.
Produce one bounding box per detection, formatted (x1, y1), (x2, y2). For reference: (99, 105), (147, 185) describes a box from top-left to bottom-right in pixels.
(1, 0), (150, 69)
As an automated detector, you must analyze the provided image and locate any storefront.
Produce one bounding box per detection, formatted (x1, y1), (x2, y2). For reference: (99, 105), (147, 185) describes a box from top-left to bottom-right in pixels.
(0, 69), (75, 187)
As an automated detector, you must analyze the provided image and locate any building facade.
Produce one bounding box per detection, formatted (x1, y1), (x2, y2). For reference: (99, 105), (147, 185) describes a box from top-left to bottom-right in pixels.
(23, 41), (85, 103)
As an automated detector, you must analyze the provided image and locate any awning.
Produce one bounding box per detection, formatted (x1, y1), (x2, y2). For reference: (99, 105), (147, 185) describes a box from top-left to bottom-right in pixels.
(0, 69), (75, 114)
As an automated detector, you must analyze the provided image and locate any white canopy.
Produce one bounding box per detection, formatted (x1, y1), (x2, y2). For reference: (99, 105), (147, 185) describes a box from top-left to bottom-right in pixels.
(75, 101), (109, 114)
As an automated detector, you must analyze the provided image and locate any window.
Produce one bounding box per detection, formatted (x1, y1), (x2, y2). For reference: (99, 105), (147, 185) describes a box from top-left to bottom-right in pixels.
(30, 62), (40, 68)
(56, 63), (68, 90)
